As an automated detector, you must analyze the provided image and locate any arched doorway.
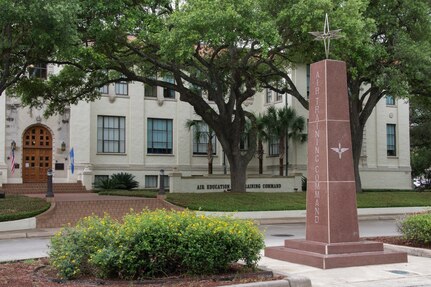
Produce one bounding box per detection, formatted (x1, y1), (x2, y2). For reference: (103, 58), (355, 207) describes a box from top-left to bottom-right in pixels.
(22, 125), (53, 183)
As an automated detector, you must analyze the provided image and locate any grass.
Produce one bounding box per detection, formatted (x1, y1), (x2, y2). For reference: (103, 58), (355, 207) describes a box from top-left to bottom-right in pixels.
(167, 192), (307, 211)
(0, 195), (50, 222)
(165, 190), (431, 211)
(98, 189), (158, 198)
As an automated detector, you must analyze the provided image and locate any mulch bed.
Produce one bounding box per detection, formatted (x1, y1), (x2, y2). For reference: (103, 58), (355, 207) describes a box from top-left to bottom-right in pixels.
(0, 258), (283, 287)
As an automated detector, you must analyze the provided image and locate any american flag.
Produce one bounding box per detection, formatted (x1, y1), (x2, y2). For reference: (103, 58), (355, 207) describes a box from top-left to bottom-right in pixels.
(10, 149), (15, 175)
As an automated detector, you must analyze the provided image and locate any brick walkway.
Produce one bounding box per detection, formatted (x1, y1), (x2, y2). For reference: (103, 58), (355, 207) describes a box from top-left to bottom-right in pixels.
(26, 193), (183, 228)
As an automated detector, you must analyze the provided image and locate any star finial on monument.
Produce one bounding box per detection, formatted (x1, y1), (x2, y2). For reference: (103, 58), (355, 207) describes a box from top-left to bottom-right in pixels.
(331, 142), (349, 159)
(309, 13), (343, 59)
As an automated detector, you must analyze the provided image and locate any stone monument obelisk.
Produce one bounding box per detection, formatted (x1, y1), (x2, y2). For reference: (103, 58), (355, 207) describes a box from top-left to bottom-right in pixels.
(264, 15), (407, 269)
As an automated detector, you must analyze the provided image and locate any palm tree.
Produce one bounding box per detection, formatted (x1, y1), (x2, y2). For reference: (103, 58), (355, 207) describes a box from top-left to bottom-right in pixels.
(185, 119), (216, 174)
(255, 113), (269, 174)
(263, 106), (306, 176)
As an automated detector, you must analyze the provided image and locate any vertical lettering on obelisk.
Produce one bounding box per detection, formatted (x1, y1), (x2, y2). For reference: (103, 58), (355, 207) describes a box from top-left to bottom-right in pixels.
(313, 71), (321, 224)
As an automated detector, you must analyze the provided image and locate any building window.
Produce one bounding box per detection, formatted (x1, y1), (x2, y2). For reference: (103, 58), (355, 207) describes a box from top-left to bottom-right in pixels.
(266, 89), (272, 103)
(29, 64), (47, 79)
(276, 92), (283, 102)
(115, 81), (128, 95)
(97, 116), (126, 153)
(163, 175), (169, 188)
(145, 175), (158, 188)
(386, 95), (395, 106)
(99, 85), (109, 94)
(145, 84), (157, 97)
(386, 124), (396, 156)
(163, 75), (175, 98)
(147, 118), (173, 154)
(192, 121), (216, 155)
(268, 136), (279, 156)
(306, 64), (310, 99)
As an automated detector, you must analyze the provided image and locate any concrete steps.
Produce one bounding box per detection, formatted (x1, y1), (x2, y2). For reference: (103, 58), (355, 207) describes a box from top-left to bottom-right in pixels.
(1, 182), (88, 194)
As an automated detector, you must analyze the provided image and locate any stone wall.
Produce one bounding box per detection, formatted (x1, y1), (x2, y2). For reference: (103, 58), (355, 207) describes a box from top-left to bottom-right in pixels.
(169, 173), (303, 193)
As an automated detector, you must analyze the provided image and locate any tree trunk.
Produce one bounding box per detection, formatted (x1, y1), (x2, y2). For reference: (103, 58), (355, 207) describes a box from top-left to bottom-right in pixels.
(208, 140), (213, 174)
(278, 136), (285, 176)
(229, 158), (247, 192)
(285, 142), (289, 176)
(351, 117), (364, 192)
(258, 140), (263, 174)
(208, 159), (213, 175)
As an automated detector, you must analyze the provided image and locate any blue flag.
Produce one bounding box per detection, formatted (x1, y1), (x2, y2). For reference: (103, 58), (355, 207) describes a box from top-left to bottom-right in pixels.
(69, 148), (75, 174)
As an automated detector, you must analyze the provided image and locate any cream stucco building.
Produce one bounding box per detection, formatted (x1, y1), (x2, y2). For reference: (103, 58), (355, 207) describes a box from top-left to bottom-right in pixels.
(0, 64), (412, 190)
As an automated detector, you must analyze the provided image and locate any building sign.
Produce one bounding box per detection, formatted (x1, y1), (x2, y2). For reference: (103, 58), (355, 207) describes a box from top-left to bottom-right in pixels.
(196, 183), (282, 191)
(313, 71), (321, 224)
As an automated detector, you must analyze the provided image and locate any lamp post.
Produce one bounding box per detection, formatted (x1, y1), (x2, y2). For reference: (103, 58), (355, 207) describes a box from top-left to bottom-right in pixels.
(46, 169), (54, 198)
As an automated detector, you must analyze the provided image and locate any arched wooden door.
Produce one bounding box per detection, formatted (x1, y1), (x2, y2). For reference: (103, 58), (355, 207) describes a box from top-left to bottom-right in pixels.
(22, 125), (53, 183)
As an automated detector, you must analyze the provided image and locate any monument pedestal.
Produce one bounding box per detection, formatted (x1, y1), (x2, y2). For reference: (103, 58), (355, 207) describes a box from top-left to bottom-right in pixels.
(264, 60), (407, 269)
(265, 240), (407, 269)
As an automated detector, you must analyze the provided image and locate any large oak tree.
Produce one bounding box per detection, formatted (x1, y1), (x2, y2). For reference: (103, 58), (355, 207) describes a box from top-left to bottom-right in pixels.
(0, 0), (78, 96)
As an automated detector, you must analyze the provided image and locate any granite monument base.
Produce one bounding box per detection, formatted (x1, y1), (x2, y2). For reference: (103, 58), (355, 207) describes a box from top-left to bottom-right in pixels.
(265, 239), (407, 269)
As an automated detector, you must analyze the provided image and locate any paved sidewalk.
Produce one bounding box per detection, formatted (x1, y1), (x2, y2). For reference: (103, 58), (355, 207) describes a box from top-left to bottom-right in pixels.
(259, 254), (431, 287)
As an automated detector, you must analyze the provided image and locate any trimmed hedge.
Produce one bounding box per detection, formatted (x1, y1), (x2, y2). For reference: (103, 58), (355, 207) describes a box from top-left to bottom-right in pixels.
(49, 210), (264, 279)
(398, 212), (431, 245)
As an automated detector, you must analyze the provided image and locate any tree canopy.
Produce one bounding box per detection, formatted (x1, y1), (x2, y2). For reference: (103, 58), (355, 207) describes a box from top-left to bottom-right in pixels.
(0, 0), (78, 96)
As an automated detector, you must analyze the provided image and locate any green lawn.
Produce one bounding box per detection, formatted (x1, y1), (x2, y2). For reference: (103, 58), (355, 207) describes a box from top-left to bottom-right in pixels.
(98, 189), (158, 198)
(165, 191), (431, 211)
(0, 195), (50, 222)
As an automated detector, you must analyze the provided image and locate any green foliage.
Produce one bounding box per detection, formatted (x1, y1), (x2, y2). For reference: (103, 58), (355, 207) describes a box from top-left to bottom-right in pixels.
(98, 189), (158, 198)
(110, 172), (139, 190)
(49, 215), (120, 279)
(0, 0), (79, 96)
(94, 172), (139, 190)
(94, 177), (118, 190)
(166, 191), (431, 211)
(399, 213), (431, 245)
(410, 97), (431, 185)
(0, 195), (50, 222)
(49, 210), (264, 279)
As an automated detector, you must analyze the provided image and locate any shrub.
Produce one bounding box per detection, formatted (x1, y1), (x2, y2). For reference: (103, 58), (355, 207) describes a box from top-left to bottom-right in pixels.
(398, 212), (431, 245)
(94, 172), (139, 190)
(49, 210), (264, 280)
(111, 172), (139, 190)
(94, 177), (118, 190)
(49, 215), (120, 279)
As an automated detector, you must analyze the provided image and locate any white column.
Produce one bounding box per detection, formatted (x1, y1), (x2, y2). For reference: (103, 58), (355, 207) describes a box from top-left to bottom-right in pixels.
(69, 101), (92, 182)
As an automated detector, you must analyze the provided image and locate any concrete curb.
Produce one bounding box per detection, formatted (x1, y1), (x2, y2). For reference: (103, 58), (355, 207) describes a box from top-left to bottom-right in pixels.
(0, 228), (59, 240)
(223, 276), (311, 287)
(0, 217), (36, 232)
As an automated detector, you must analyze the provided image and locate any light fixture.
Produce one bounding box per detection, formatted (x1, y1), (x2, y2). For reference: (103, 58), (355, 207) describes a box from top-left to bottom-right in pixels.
(11, 140), (16, 151)
(61, 141), (66, 152)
